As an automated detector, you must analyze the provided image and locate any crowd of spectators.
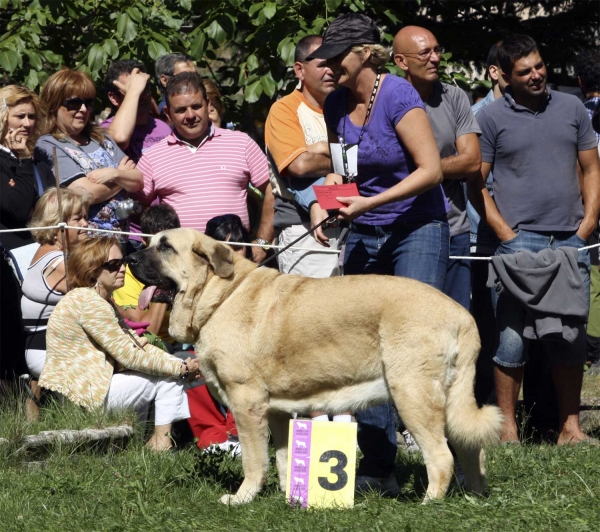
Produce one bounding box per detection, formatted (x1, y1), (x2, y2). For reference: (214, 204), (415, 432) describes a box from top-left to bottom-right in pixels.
(1, 15), (599, 486)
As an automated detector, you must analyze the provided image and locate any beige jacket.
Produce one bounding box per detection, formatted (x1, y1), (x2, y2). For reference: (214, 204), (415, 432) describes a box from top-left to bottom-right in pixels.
(39, 287), (182, 409)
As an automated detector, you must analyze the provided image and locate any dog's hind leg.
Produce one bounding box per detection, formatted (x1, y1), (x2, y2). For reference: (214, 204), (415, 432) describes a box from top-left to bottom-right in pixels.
(220, 387), (270, 505)
(269, 411), (292, 493)
(388, 372), (454, 502)
(448, 444), (487, 495)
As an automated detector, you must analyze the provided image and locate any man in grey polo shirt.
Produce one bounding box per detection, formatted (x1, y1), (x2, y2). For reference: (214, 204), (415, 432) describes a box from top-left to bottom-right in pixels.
(474, 34), (600, 444)
(394, 26), (481, 309)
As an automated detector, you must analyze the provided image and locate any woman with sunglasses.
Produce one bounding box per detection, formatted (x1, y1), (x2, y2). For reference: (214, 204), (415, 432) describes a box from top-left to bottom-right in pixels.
(36, 69), (143, 245)
(308, 14), (448, 496)
(0, 85), (54, 389)
(38, 236), (200, 451)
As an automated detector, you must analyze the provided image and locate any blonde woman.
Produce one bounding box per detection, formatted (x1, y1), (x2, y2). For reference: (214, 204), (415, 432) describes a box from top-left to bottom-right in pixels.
(36, 69), (143, 244)
(20, 188), (90, 419)
(0, 85), (53, 387)
(39, 237), (199, 450)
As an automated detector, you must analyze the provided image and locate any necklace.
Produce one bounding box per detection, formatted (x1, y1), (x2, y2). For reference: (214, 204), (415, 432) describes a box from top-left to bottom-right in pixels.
(339, 70), (381, 183)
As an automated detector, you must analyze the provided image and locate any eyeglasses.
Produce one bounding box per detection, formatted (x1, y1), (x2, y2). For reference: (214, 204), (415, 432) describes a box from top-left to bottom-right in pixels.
(101, 258), (126, 272)
(399, 46), (445, 62)
(61, 97), (94, 111)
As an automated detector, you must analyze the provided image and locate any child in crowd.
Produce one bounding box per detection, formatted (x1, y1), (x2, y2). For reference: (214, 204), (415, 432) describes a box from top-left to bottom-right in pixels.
(185, 214), (251, 455)
(112, 204), (180, 350)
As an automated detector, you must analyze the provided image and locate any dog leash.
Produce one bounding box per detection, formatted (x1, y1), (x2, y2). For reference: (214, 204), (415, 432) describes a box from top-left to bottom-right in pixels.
(258, 214), (338, 268)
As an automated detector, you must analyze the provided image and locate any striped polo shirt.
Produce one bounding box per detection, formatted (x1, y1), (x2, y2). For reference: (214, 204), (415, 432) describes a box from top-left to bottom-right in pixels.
(135, 126), (269, 233)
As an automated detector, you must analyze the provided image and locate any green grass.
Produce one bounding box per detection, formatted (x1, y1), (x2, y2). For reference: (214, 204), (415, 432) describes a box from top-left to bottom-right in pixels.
(1, 394), (599, 531)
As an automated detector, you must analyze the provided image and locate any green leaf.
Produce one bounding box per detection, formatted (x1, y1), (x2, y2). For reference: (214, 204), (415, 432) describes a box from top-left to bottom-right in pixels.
(147, 41), (167, 61)
(260, 72), (277, 98)
(206, 20), (226, 46)
(87, 44), (105, 73)
(164, 18), (183, 30)
(280, 40), (295, 66)
(244, 79), (263, 103)
(179, 0), (192, 10)
(26, 50), (43, 70)
(190, 32), (206, 59)
(247, 54), (259, 71)
(0, 49), (19, 73)
(127, 7), (143, 23)
(116, 13), (137, 43)
(383, 9), (400, 25)
(103, 39), (119, 59)
(325, 0), (342, 10)
(249, 2), (264, 17)
(228, 0), (243, 6)
(24, 69), (39, 90)
(263, 2), (276, 19)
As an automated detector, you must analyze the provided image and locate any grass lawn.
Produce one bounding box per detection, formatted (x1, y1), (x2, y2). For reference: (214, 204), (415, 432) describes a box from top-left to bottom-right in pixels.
(1, 382), (599, 532)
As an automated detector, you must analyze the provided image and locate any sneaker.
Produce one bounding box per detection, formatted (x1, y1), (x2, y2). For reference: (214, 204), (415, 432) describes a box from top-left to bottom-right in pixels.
(401, 430), (421, 453)
(203, 438), (242, 458)
(585, 359), (600, 375)
(355, 473), (400, 497)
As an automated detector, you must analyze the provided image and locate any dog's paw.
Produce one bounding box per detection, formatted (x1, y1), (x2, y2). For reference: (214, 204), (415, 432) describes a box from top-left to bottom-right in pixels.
(220, 494), (245, 505)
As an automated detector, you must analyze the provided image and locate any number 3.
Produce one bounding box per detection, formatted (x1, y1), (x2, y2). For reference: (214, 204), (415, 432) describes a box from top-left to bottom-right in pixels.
(318, 450), (348, 491)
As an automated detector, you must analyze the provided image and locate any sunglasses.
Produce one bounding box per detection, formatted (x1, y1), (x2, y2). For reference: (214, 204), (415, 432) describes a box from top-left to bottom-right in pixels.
(101, 258), (126, 272)
(61, 97), (94, 111)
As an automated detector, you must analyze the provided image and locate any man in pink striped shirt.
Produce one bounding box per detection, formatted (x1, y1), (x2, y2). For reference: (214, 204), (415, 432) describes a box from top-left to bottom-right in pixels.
(135, 72), (274, 263)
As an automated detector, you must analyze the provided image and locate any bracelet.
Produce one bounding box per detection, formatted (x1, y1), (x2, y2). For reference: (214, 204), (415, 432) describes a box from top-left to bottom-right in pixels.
(180, 361), (189, 380)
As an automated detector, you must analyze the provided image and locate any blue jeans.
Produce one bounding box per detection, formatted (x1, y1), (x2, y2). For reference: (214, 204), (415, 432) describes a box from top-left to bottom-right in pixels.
(344, 220), (450, 478)
(443, 231), (472, 310)
(493, 230), (590, 368)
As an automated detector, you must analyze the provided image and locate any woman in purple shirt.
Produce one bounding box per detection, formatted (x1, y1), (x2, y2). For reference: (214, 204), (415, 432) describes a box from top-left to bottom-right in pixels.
(308, 14), (449, 496)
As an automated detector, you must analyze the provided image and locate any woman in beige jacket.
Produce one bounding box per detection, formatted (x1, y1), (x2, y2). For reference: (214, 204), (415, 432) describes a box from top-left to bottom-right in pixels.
(39, 237), (199, 451)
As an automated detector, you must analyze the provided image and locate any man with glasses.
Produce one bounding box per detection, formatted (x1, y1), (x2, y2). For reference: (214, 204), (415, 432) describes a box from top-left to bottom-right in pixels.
(394, 26), (481, 311)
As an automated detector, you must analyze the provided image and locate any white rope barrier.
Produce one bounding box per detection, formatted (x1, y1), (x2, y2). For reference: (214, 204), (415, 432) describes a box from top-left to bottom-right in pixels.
(3, 224), (600, 259)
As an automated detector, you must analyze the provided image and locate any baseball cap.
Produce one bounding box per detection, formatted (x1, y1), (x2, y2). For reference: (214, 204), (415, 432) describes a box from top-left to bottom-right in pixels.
(306, 13), (380, 60)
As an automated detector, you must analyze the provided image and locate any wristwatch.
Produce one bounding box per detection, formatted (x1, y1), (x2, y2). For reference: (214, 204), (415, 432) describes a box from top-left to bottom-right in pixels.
(254, 238), (271, 251)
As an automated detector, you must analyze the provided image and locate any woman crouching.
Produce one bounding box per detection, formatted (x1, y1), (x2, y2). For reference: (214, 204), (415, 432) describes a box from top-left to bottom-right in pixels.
(38, 236), (199, 451)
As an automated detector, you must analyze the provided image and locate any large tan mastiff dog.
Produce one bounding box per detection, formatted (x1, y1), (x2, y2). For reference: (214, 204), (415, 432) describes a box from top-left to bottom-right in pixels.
(128, 228), (502, 505)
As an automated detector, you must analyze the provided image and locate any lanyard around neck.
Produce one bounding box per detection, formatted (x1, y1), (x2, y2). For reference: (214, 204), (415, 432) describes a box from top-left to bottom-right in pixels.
(338, 71), (381, 183)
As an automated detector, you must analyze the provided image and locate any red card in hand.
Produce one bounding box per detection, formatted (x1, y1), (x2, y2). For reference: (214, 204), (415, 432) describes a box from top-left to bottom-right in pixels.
(312, 183), (359, 210)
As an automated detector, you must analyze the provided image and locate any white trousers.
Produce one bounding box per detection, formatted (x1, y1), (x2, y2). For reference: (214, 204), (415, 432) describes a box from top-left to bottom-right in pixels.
(105, 371), (190, 426)
(277, 223), (341, 278)
(25, 349), (46, 379)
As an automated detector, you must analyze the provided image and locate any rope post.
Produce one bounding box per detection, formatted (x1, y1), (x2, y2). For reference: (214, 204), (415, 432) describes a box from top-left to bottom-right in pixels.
(53, 146), (71, 292)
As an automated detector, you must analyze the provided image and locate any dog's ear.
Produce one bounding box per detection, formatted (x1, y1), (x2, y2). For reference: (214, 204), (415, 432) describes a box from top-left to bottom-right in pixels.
(192, 238), (234, 278)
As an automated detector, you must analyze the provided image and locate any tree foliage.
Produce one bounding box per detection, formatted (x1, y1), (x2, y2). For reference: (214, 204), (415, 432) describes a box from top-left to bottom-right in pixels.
(1, 0), (598, 135)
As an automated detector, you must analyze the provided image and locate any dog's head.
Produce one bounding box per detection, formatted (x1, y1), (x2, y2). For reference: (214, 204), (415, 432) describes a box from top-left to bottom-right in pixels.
(128, 228), (236, 342)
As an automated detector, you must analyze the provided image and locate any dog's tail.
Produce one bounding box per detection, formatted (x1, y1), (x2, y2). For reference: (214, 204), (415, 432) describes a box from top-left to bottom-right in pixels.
(445, 318), (503, 448)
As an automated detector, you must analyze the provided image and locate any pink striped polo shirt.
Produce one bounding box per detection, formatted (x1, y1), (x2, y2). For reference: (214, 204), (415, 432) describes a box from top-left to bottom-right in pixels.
(135, 127), (269, 233)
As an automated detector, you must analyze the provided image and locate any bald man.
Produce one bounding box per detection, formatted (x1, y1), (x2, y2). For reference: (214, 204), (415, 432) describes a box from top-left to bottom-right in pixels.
(394, 26), (481, 310)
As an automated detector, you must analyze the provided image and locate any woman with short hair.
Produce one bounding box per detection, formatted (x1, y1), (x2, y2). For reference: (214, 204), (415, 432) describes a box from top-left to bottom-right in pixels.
(39, 237), (199, 450)
(36, 69), (143, 244)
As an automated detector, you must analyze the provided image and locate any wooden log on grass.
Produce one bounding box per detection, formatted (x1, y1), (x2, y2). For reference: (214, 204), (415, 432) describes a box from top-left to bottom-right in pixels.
(14, 425), (133, 454)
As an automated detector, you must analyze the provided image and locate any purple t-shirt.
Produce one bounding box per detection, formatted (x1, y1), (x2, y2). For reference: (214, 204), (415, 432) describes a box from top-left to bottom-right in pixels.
(101, 116), (171, 163)
(324, 75), (449, 225)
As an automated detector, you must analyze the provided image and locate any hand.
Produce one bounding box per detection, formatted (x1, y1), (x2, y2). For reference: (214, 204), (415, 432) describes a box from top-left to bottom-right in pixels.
(87, 167), (118, 185)
(181, 356), (201, 380)
(310, 203), (332, 247)
(576, 218), (596, 242)
(498, 229), (518, 243)
(113, 68), (150, 98)
(4, 128), (31, 158)
(118, 156), (136, 171)
(335, 196), (373, 222)
(251, 244), (268, 264)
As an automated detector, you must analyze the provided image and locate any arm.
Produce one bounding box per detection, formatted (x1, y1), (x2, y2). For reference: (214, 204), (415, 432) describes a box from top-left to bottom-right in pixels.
(105, 68), (150, 151)
(467, 161), (516, 242)
(286, 141), (332, 178)
(85, 157), (143, 192)
(576, 147), (600, 240)
(67, 177), (122, 204)
(252, 181), (275, 263)
(335, 108), (443, 221)
(440, 132), (481, 180)
(311, 173), (344, 246)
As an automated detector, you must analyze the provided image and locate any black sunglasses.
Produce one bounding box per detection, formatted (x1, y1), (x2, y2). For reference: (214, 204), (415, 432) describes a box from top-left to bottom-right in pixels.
(61, 97), (94, 111)
(101, 258), (126, 272)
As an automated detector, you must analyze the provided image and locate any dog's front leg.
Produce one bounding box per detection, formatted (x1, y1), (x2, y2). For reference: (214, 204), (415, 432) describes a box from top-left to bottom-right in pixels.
(220, 387), (270, 505)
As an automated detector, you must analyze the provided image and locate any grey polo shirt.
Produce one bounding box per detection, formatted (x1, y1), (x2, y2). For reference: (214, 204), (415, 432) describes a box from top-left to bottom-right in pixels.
(425, 82), (481, 237)
(477, 87), (598, 232)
